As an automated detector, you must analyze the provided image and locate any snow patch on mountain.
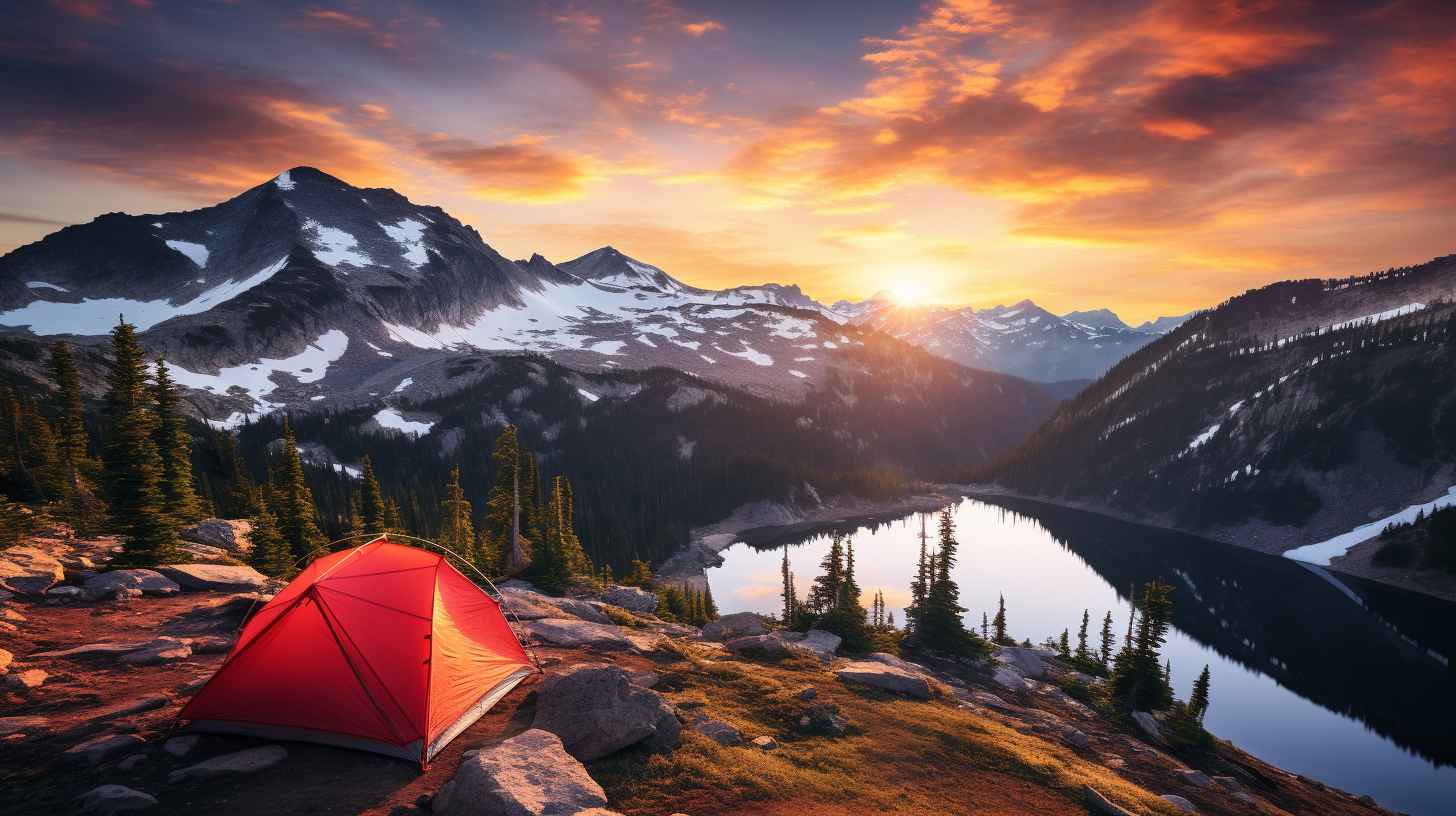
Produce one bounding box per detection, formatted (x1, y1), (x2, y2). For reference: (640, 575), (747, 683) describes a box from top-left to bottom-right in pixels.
(303, 219), (372, 268)
(163, 329), (349, 426)
(1285, 486), (1456, 566)
(165, 240), (210, 268)
(25, 281), (68, 292)
(380, 218), (428, 269)
(372, 407), (433, 437)
(0, 256), (288, 335)
(275, 170), (296, 190)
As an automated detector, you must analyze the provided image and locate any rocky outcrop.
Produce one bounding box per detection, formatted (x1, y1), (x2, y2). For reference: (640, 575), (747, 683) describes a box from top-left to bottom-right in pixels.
(1159, 793), (1196, 813)
(0, 546), (66, 595)
(180, 519), (251, 553)
(693, 720), (742, 746)
(780, 629), (840, 660)
(118, 637), (193, 666)
(66, 733), (146, 766)
(1132, 711), (1164, 744)
(168, 745), (288, 782)
(76, 784), (159, 814)
(702, 611), (765, 641)
(434, 729), (609, 816)
(601, 585), (657, 613)
(1082, 785), (1136, 816)
(520, 619), (636, 651)
(993, 646), (1049, 679)
(835, 661), (934, 699)
(82, 570), (181, 601)
(157, 564), (270, 592)
(531, 664), (680, 761)
(501, 589), (611, 624)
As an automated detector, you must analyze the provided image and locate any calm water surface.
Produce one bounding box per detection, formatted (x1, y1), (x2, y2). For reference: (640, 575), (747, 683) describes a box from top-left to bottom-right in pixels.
(706, 496), (1456, 816)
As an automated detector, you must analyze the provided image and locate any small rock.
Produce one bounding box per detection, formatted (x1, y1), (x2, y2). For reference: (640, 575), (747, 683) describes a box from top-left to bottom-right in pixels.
(180, 519), (250, 552)
(836, 661), (933, 699)
(67, 733), (146, 766)
(47, 585), (85, 600)
(163, 735), (201, 757)
(1358, 794), (1377, 806)
(1061, 728), (1091, 749)
(1211, 775), (1242, 792)
(75, 784), (158, 814)
(433, 729), (607, 816)
(119, 637), (193, 666)
(94, 695), (169, 721)
(82, 570), (181, 601)
(6, 667), (48, 690)
(1159, 794), (1197, 813)
(751, 735), (778, 750)
(117, 754), (148, 772)
(602, 585), (658, 613)
(1082, 785), (1136, 816)
(157, 564), (270, 593)
(168, 745), (288, 782)
(701, 611), (765, 642)
(724, 634), (791, 657)
(967, 690), (1017, 712)
(794, 686), (817, 701)
(1176, 769), (1212, 788)
(782, 628), (841, 660)
(1100, 754), (1126, 769)
(694, 720), (741, 746)
(187, 635), (235, 655)
(798, 703), (849, 736)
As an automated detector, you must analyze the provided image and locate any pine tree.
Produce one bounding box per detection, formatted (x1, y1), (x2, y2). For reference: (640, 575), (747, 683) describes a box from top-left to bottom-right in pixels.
(151, 361), (204, 523)
(483, 425), (529, 574)
(218, 432), (257, 518)
(438, 467), (475, 564)
(247, 495), (295, 578)
(383, 497), (404, 534)
(1075, 609), (1091, 662)
(703, 583), (718, 620)
(102, 319), (180, 566)
(808, 533), (846, 613)
(1099, 611), (1116, 668)
(530, 475), (589, 593)
(271, 418), (327, 560)
(1189, 665), (1212, 721)
(49, 341), (91, 470)
(1110, 580), (1176, 712)
(358, 455), (387, 533)
(992, 593), (1008, 644)
(1058, 628), (1071, 657)
(908, 522), (930, 632)
(808, 533), (870, 652)
(982, 611), (989, 640)
(780, 546), (797, 623)
(918, 508), (974, 654)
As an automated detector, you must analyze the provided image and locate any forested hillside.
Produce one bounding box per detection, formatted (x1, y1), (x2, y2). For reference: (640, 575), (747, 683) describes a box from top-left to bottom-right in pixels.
(985, 255), (1456, 562)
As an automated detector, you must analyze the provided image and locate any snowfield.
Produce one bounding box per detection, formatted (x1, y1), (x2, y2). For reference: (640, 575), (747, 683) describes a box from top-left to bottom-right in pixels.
(1284, 486), (1456, 566)
(164, 329), (350, 427)
(372, 407), (434, 437)
(165, 240), (210, 268)
(0, 256), (288, 335)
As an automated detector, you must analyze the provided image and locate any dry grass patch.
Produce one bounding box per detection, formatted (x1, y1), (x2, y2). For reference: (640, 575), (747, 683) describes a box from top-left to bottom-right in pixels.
(593, 649), (1180, 815)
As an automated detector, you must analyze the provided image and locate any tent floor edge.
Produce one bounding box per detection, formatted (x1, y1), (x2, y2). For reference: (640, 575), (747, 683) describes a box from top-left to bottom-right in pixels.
(424, 666), (535, 767)
(181, 719), (424, 763)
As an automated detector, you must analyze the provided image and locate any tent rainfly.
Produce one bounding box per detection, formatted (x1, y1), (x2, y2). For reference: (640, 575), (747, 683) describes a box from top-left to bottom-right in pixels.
(178, 536), (535, 765)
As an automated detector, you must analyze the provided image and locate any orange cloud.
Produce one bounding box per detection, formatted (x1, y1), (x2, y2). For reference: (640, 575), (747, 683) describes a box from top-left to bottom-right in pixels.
(1142, 118), (1210, 140)
(422, 136), (597, 203)
(681, 20), (725, 37)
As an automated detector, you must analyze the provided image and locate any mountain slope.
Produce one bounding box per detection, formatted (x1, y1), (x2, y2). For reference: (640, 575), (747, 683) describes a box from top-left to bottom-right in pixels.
(984, 254), (1456, 587)
(847, 299), (1164, 382)
(0, 167), (1046, 427)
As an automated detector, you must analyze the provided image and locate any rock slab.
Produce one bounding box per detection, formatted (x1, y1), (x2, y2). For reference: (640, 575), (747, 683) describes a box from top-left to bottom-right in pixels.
(434, 729), (608, 816)
(836, 661), (933, 699)
(76, 784), (158, 815)
(168, 745), (288, 782)
(702, 611), (765, 641)
(158, 564), (270, 592)
(83, 569), (181, 601)
(0, 546), (66, 595)
(602, 585), (658, 613)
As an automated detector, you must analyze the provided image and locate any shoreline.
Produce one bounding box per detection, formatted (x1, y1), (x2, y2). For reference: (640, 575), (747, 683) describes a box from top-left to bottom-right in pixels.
(963, 486), (1456, 604)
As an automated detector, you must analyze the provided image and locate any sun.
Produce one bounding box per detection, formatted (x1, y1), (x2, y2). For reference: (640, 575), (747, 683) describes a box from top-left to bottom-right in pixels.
(884, 277), (930, 306)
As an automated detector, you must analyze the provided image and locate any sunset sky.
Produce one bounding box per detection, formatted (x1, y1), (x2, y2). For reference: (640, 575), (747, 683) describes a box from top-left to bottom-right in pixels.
(3, 0), (1454, 321)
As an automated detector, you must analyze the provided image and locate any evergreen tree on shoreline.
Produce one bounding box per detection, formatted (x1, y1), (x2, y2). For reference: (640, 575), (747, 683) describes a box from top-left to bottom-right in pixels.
(992, 593), (1008, 644)
(102, 319), (179, 566)
(780, 546), (798, 623)
(1075, 609), (1091, 662)
(1099, 611), (1116, 668)
(1110, 579), (1176, 711)
(1189, 665), (1212, 721)
(917, 508), (975, 654)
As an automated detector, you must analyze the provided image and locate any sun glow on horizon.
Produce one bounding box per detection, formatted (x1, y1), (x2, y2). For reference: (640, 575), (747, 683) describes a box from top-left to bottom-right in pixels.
(884, 275), (932, 306)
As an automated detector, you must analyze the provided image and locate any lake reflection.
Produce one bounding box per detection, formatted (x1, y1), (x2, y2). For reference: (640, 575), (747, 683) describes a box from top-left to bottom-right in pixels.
(706, 496), (1456, 816)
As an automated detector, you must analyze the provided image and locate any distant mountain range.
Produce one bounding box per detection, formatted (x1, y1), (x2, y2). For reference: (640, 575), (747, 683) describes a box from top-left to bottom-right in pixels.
(985, 253), (1456, 594)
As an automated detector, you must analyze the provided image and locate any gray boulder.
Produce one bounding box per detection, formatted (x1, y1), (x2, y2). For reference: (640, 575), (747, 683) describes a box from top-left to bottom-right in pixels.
(168, 745), (287, 782)
(1132, 710), (1164, 744)
(433, 729), (608, 816)
(47, 584), (84, 600)
(781, 629), (841, 660)
(1082, 785), (1136, 816)
(76, 784), (158, 814)
(500, 589), (611, 625)
(993, 646), (1047, 679)
(157, 564), (270, 592)
(694, 720), (742, 746)
(180, 519), (250, 552)
(520, 619), (635, 651)
(67, 734), (146, 766)
(1176, 769), (1212, 788)
(163, 735), (201, 757)
(602, 585), (658, 613)
(992, 665), (1029, 692)
(723, 634), (791, 657)
(1159, 794), (1197, 813)
(531, 664), (680, 761)
(751, 735), (778, 750)
(83, 570), (181, 601)
(0, 546), (66, 595)
(835, 661), (933, 699)
(702, 611), (765, 641)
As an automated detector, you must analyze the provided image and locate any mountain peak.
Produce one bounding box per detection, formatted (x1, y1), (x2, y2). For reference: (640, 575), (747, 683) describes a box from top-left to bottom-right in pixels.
(1062, 308), (1130, 331)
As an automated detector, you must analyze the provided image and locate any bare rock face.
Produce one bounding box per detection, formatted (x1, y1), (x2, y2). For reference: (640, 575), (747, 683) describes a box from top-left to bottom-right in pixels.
(168, 745), (288, 783)
(519, 619), (635, 652)
(0, 546), (67, 595)
(1132, 711), (1164, 745)
(180, 519), (251, 553)
(118, 637), (192, 666)
(531, 664), (681, 761)
(601, 585), (657, 613)
(993, 646), (1048, 679)
(433, 729), (609, 816)
(157, 564), (270, 592)
(75, 784), (159, 814)
(1159, 794), (1196, 813)
(835, 661), (934, 699)
(702, 611), (765, 642)
(500, 589), (611, 625)
(82, 570), (182, 601)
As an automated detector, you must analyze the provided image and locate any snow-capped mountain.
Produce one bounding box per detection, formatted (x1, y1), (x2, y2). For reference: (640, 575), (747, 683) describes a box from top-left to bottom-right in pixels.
(837, 298), (1166, 383)
(0, 167), (1055, 434)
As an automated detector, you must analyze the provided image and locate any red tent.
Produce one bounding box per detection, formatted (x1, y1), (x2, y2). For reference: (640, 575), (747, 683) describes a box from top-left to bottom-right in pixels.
(179, 536), (535, 765)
